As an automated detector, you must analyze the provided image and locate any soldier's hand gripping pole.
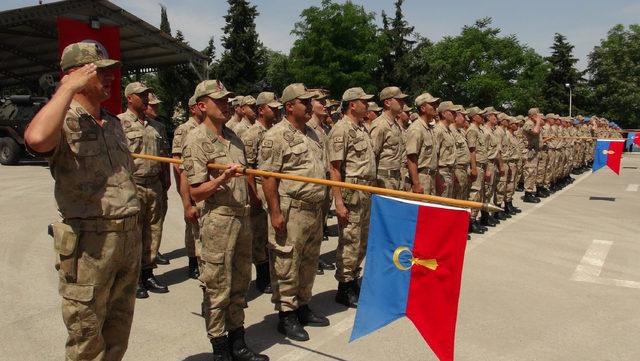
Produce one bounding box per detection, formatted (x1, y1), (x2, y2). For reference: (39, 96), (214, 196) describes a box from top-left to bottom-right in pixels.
(131, 153), (503, 213)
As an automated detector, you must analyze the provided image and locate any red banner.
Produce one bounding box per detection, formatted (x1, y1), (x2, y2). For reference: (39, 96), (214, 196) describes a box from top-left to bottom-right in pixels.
(57, 17), (121, 114)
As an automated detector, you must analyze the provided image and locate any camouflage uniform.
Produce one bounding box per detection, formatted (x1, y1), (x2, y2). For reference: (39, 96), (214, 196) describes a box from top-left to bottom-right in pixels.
(522, 117), (541, 193)
(119, 109), (165, 271)
(405, 117), (437, 194)
(433, 122), (456, 197)
(172, 117), (202, 259)
(49, 100), (141, 360)
(370, 112), (404, 190)
(494, 124), (509, 206)
(504, 121), (521, 203)
(483, 123), (501, 206)
(449, 123), (470, 200)
(536, 123), (550, 188)
(259, 120), (327, 311)
(466, 121), (488, 219)
(183, 124), (252, 339)
(327, 117), (376, 283)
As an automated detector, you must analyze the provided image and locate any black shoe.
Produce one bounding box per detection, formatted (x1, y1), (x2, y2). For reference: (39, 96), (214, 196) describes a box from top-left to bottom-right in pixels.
(487, 214), (499, 226)
(255, 262), (271, 294)
(297, 305), (330, 327)
(136, 279), (149, 299)
(523, 192), (540, 203)
(501, 206), (513, 218)
(335, 281), (358, 308)
(316, 267), (324, 275)
(156, 252), (170, 265)
(516, 183), (524, 192)
(211, 335), (232, 361)
(507, 201), (521, 214)
(479, 211), (497, 227)
(535, 189), (548, 198)
(318, 258), (335, 271)
(542, 187), (551, 197)
(228, 327), (269, 361)
(322, 223), (329, 241)
(277, 311), (309, 341)
(468, 220), (485, 234)
(188, 256), (200, 279)
(495, 211), (508, 220)
(142, 269), (169, 293)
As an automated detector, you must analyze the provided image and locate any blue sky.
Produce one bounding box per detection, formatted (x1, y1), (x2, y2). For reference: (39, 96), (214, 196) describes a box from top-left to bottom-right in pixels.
(4, 0), (639, 69)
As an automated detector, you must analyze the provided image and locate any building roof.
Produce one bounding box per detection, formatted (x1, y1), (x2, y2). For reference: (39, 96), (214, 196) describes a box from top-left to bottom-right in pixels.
(0, 0), (208, 90)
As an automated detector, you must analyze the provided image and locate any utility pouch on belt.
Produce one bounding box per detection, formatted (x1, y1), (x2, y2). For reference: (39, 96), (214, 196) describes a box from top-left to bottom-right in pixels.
(50, 222), (79, 281)
(341, 188), (355, 205)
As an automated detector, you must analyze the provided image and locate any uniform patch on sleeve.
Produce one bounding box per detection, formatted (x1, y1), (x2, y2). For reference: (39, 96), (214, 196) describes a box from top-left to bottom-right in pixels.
(244, 140), (253, 147)
(333, 136), (343, 143)
(65, 118), (80, 131)
(261, 139), (273, 148)
(175, 128), (183, 135)
(123, 120), (132, 129)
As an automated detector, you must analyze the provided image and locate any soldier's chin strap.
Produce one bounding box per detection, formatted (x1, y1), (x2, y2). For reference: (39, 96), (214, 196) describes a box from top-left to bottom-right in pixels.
(130, 153), (503, 213)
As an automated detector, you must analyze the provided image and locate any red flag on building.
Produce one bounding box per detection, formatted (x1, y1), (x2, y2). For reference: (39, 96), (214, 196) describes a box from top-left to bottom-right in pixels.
(57, 17), (121, 114)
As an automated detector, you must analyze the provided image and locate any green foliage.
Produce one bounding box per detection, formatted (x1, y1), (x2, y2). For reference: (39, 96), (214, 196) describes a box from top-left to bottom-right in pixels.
(217, 0), (267, 94)
(377, 0), (417, 87)
(264, 50), (295, 95)
(289, 0), (380, 97)
(160, 5), (171, 34)
(542, 33), (583, 115)
(587, 24), (640, 127)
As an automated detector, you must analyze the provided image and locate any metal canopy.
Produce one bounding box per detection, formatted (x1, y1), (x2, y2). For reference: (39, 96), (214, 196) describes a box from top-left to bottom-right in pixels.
(0, 0), (208, 91)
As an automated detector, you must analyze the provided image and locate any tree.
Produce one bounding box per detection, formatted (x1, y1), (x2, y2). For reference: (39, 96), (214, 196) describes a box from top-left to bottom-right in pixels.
(263, 50), (295, 94)
(160, 4), (171, 34)
(217, 0), (266, 94)
(377, 0), (417, 88)
(289, 0), (380, 97)
(587, 24), (640, 128)
(542, 33), (583, 115)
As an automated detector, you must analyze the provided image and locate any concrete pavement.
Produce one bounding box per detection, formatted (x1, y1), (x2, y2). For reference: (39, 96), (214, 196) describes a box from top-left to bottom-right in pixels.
(1, 154), (639, 360)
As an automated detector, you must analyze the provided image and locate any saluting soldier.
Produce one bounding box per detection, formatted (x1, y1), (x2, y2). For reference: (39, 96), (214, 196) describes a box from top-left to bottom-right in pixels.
(25, 42), (141, 361)
(371, 86), (406, 190)
(465, 107), (488, 233)
(406, 93), (439, 194)
(241, 92), (282, 294)
(327, 87), (376, 308)
(118, 82), (169, 298)
(259, 83), (330, 342)
(183, 80), (268, 361)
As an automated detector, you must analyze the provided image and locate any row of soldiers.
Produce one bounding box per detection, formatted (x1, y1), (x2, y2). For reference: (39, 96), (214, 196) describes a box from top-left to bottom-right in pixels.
(28, 42), (625, 361)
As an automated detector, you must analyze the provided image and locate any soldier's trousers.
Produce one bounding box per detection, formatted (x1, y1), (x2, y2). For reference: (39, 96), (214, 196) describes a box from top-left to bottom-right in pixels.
(505, 161), (518, 202)
(495, 161), (509, 206)
(251, 207), (268, 265)
(184, 202), (203, 259)
(523, 151), (539, 192)
(452, 165), (469, 200)
(200, 208), (252, 339)
(536, 150), (549, 186)
(404, 169), (435, 195)
(544, 149), (556, 187)
(436, 166), (454, 198)
(57, 215), (141, 361)
(554, 150), (564, 181)
(136, 179), (165, 270)
(468, 162), (487, 220)
(268, 198), (323, 311)
(517, 158), (524, 185)
(483, 161), (498, 206)
(336, 188), (371, 283)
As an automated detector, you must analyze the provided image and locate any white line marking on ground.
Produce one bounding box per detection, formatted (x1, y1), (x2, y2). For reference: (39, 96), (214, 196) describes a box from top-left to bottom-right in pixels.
(571, 240), (640, 289)
(275, 315), (355, 361)
(468, 171), (592, 251)
(625, 184), (639, 192)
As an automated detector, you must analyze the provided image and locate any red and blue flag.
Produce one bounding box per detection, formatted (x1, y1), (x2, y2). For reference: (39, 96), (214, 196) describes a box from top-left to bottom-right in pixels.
(592, 139), (625, 174)
(350, 195), (469, 361)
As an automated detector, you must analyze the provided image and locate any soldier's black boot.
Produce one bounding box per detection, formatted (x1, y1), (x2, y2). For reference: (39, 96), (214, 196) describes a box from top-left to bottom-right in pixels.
(278, 311), (309, 341)
(318, 258), (335, 271)
(322, 222), (329, 241)
(504, 203), (516, 216)
(211, 335), (232, 361)
(142, 268), (169, 293)
(228, 327), (269, 361)
(523, 192), (540, 203)
(468, 219), (484, 234)
(136, 277), (149, 299)
(507, 201), (521, 214)
(335, 281), (359, 308)
(188, 256), (200, 280)
(156, 252), (170, 265)
(535, 188), (548, 198)
(487, 212), (500, 225)
(495, 210), (508, 220)
(297, 305), (330, 327)
(542, 187), (552, 197)
(479, 211), (495, 227)
(516, 182), (524, 192)
(255, 262), (271, 294)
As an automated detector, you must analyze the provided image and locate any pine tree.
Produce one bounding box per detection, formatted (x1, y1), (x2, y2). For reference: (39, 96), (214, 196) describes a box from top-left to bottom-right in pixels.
(217, 0), (266, 94)
(543, 33), (583, 115)
(160, 5), (171, 35)
(376, 0), (416, 88)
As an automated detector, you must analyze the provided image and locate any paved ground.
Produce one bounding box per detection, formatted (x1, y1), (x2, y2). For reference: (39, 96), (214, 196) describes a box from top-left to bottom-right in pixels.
(1, 154), (639, 361)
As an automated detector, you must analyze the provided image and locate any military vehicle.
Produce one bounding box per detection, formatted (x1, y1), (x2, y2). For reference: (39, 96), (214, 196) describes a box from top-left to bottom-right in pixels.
(0, 95), (48, 165)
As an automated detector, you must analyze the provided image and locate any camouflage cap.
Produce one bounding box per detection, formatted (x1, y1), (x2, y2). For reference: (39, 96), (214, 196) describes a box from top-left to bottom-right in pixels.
(379, 86), (409, 101)
(124, 82), (152, 97)
(281, 83), (315, 103)
(60, 42), (120, 72)
(509, 116), (519, 125)
(342, 87), (374, 102)
(466, 106), (486, 117)
(148, 93), (162, 105)
(437, 101), (457, 113)
(409, 112), (419, 121)
(528, 107), (541, 116)
(188, 95), (197, 107)
(256, 92), (282, 108)
(240, 95), (256, 106)
(310, 90), (328, 100)
(194, 79), (234, 100)
(367, 102), (382, 112)
(414, 92), (440, 106)
(483, 106), (499, 115)
(455, 105), (468, 115)
(230, 95), (244, 107)
(403, 104), (413, 112)
(497, 112), (509, 121)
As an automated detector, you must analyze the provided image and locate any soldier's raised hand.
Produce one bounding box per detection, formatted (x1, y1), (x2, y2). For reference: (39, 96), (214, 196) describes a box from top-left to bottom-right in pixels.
(60, 64), (98, 93)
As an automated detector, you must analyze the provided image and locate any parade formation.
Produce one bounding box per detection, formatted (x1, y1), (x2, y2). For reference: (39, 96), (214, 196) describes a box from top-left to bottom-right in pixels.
(22, 40), (628, 361)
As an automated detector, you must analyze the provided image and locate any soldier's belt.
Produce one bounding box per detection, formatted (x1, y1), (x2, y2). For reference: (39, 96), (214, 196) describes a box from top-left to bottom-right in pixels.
(377, 169), (401, 179)
(208, 205), (251, 217)
(64, 214), (139, 232)
(344, 177), (376, 186)
(133, 175), (161, 186)
(417, 167), (436, 175)
(287, 198), (321, 211)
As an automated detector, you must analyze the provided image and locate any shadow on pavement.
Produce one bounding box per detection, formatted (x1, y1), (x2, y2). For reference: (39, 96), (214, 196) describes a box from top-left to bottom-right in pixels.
(183, 353), (210, 361)
(163, 247), (187, 261)
(158, 265), (191, 287)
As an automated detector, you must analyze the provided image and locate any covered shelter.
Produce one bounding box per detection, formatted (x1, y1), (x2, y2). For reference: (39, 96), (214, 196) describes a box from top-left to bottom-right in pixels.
(0, 0), (208, 92)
